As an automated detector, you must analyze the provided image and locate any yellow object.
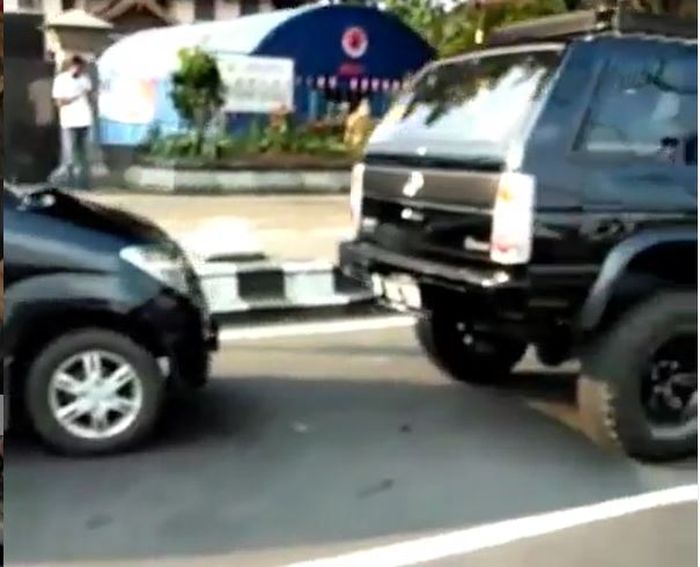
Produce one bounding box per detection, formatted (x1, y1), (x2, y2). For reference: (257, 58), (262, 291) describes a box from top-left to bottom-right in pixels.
(344, 99), (373, 151)
(382, 101), (407, 127)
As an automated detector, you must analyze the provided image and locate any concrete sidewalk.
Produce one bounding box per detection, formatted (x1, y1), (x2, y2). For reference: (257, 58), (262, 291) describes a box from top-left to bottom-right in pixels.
(82, 193), (352, 262)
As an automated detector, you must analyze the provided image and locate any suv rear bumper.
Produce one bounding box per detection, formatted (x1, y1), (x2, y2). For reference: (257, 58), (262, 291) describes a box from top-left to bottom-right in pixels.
(339, 239), (590, 340)
(339, 240), (524, 292)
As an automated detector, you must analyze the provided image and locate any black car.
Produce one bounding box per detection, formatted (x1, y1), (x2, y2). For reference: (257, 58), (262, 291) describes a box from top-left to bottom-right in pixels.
(3, 184), (218, 455)
(340, 8), (697, 461)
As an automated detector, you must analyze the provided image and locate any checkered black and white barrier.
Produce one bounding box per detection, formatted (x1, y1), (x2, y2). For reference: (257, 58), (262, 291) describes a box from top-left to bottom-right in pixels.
(173, 219), (373, 316)
(194, 259), (374, 316)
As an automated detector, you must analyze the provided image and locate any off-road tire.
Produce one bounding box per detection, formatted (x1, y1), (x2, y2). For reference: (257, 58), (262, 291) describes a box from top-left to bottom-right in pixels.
(25, 329), (165, 456)
(578, 291), (697, 461)
(415, 314), (526, 385)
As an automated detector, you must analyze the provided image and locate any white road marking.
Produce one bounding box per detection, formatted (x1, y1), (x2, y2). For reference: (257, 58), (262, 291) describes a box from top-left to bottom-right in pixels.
(286, 484), (698, 567)
(219, 315), (415, 342)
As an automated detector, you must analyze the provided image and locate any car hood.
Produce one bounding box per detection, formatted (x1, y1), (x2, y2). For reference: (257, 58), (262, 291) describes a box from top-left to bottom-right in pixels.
(19, 188), (169, 246)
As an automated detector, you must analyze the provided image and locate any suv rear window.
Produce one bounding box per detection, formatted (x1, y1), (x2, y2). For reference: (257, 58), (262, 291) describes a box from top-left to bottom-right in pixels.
(576, 44), (697, 165)
(368, 48), (563, 163)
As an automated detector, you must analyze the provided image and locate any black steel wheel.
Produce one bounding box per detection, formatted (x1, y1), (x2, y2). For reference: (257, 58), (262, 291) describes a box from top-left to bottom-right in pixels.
(641, 335), (697, 440)
(415, 313), (526, 385)
(578, 291), (697, 461)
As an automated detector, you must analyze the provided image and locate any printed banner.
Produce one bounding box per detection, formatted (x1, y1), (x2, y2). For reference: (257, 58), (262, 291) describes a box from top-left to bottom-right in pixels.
(217, 53), (294, 114)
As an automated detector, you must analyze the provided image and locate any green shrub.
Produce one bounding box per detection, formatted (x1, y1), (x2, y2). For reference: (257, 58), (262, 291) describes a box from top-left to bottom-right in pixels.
(142, 114), (352, 163)
(170, 47), (224, 153)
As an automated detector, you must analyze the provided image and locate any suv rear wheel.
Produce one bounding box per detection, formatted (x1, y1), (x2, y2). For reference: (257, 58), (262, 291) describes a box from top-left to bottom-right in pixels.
(578, 291), (697, 461)
(415, 313), (526, 385)
(25, 329), (166, 456)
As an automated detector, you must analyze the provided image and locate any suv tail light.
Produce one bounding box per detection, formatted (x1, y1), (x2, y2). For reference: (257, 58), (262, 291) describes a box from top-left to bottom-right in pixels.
(490, 172), (536, 265)
(350, 163), (365, 234)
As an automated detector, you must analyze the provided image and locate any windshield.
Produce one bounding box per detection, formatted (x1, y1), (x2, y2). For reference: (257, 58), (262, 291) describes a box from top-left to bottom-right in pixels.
(368, 47), (563, 162)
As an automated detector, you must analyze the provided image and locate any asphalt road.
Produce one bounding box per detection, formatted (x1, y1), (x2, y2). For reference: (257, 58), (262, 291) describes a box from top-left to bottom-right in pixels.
(5, 320), (697, 566)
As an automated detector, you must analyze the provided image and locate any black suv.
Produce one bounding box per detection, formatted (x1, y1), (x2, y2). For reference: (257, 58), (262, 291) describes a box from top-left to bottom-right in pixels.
(340, 9), (697, 461)
(3, 185), (218, 455)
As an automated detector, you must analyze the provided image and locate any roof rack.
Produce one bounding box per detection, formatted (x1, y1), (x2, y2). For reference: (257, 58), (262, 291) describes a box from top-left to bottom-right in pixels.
(488, 7), (697, 46)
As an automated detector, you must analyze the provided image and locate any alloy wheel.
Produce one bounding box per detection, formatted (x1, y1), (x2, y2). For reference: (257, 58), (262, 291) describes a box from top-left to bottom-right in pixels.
(48, 350), (144, 440)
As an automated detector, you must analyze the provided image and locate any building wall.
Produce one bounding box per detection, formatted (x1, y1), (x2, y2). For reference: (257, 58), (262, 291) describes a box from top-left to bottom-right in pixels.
(4, 0), (43, 12)
(44, 0), (63, 18)
(172, 0), (195, 23)
(215, 0), (240, 20)
(4, 0), (64, 16)
(6, 0), (276, 21)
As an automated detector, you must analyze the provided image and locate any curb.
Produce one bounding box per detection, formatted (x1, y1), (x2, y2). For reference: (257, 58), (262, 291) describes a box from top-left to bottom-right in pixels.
(195, 258), (374, 317)
(122, 165), (351, 194)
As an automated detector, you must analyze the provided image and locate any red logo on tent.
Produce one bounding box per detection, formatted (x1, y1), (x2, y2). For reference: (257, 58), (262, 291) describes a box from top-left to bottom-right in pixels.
(342, 27), (368, 59)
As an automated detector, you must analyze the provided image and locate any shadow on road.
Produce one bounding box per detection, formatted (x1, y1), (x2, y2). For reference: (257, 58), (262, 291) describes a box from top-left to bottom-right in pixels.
(491, 370), (578, 404)
(6, 368), (695, 566)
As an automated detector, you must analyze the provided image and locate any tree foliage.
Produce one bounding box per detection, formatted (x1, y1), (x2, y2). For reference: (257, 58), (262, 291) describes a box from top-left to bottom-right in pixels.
(170, 47), (224, 148)
(384, 0), (568, 58)
(382, 0), (451, 52)
(383, 0), (696, 58)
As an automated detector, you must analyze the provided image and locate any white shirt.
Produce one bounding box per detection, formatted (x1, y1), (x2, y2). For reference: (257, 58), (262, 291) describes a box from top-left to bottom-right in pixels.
(52, 71), (93, 129)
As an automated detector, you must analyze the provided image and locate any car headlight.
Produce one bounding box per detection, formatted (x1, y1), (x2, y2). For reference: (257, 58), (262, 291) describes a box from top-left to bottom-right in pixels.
(120, 244), (190, 295)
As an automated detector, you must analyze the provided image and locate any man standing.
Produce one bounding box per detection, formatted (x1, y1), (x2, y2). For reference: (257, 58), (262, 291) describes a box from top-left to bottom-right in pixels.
(51, 55), (93, 190)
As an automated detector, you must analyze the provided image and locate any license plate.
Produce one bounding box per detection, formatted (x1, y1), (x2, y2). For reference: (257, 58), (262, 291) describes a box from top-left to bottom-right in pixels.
(371, 273), (422, 310)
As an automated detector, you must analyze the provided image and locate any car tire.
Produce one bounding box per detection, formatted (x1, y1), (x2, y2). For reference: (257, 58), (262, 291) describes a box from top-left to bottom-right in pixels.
(25, 329), (165, 456)
(578, 291), (697, 462)
(415, 314), (526, 385)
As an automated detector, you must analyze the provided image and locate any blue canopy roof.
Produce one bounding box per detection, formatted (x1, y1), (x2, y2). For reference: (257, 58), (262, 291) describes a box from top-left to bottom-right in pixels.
(99, 4), (434, 81)
(98, 4), (435, 146)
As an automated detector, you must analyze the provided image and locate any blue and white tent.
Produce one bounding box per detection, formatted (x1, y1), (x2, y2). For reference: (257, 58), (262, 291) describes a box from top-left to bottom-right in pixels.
(97, 3), (435, 146)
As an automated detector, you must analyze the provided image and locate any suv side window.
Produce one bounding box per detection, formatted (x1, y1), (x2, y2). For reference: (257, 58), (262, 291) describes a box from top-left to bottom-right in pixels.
(575, 44), (697, 166)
